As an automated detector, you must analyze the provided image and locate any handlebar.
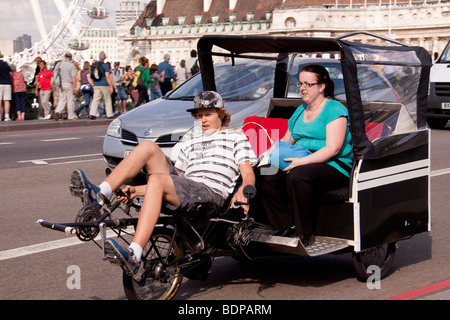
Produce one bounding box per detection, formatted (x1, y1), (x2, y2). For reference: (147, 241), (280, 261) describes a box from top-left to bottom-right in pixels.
(232, 185), (257, 219)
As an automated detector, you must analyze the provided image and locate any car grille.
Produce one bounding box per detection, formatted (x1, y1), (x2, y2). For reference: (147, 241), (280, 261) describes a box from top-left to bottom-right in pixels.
(155, 134), (181, 147)
(121, 129), (138, 145)
(434, 82), (450, 97)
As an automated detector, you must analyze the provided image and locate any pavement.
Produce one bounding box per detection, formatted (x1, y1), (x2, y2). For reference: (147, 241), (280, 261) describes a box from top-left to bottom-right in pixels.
(0, 116), (113, 132)
(1, 116), (449, 300)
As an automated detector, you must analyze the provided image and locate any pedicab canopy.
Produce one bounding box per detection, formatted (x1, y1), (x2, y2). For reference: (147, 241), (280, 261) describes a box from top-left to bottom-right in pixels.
(197, 32), (432, 160)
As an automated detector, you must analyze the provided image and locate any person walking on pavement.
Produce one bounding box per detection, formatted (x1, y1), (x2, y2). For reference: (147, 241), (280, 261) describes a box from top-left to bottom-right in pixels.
(35, 60), (53, 120)
(135, 57), (151, 107)
(112, 62), (127, 114)
(0, 58), (12, 121)
(10, 64), (27, 121)
(53, 53), (78, 120)
(88, 51), (116, 119)
(76, 61), (93, 117)
(158, 53), (175, 96)
(149, 63), (164, 101)
(185, 49), (198, 79)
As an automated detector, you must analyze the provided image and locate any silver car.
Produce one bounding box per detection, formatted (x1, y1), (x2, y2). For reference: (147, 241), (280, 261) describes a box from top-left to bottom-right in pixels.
(103, 57), (398, 168)
(103, 59), (276, 166)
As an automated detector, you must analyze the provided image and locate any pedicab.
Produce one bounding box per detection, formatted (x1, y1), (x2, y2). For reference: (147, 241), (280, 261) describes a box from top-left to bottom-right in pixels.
(38, 31), (431, 299)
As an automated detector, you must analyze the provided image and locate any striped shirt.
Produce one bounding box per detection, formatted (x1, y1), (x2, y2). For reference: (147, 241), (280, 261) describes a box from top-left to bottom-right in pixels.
(175, 128), (257, 198)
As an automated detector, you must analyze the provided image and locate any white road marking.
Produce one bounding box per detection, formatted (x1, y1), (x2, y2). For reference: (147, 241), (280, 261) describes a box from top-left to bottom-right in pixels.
(18, 153), (102, 164)
(0, 142), (14, 145)
(40, 138), (80, 142)
(0, 230), (118, 262)
(430, 168), (450, 177)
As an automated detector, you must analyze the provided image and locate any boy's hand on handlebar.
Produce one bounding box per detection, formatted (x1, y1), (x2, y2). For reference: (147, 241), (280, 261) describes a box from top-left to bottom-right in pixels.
(116, 185), (137, 204)
(230, 186), (251, 216)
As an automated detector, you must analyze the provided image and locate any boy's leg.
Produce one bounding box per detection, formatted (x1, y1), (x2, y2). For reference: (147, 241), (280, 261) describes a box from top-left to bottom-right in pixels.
(105, 173), (180, 275)
(70, 140), (171, 206)
(132, 173), (180, 248)
(104, 140), (171, 192)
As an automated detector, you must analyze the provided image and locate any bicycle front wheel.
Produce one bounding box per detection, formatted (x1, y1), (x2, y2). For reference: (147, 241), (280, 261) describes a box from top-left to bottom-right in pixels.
(122, 227), (184, 300)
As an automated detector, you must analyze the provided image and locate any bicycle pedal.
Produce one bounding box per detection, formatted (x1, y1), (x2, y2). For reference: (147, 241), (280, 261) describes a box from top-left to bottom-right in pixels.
(69, 172), (85, 198)
(104, 253), (120, 264)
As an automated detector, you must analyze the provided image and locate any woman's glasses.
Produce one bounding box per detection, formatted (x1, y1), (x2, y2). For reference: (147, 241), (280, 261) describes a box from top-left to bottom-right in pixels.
(297, 82), (320, 88)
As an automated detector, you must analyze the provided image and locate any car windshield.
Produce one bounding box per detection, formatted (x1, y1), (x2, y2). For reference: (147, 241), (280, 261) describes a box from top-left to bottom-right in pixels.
(438, 41), (450, 63)
(168, 60), (276, 101)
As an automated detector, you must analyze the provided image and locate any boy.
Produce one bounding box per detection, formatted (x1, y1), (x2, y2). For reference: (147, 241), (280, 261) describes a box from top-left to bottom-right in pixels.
(70, 91), (257, 275)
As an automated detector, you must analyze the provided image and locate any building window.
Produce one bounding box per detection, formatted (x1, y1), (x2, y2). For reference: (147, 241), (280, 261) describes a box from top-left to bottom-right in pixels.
(285, 17), (296, 28)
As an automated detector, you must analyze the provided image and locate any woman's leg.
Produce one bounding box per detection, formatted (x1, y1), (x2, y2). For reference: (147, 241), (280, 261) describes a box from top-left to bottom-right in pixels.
(286, 164), (349, 238)
(259, 167), (294, 230)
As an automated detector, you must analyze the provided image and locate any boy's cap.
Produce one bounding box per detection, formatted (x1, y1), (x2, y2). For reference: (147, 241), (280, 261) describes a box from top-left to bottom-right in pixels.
(186, 91), (224, 112)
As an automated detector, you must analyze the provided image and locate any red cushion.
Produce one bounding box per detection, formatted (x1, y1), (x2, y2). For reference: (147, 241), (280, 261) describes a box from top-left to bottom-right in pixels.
(243, 116), (289, 156)
(365, 122), (392, 142)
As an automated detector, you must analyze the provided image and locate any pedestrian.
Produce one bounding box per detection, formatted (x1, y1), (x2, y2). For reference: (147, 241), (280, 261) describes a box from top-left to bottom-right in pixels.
(121, 65), (136, 107)
(35, 60), (53, 120)
(10, 65), (27, 121)
(29, 57), (42, 86)
(158, 53), (175, 95)
(53, 53), (78, 121)
(185, 49), (198, 78)
(72, 60), (81, 118)
(149, 63), (164, 101)
(112, 62), (127, 114)
(134, 57), (151, 107)
(175, 59), (188, 88)
(51, 60), (62, 113)
(0, 58), (12, 121)
(88, 51), (116, 119)
(76, 61), (93, 117)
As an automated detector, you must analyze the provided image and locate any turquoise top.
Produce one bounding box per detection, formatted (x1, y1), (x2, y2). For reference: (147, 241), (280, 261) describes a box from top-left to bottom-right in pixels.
(287, 99), (353, 177)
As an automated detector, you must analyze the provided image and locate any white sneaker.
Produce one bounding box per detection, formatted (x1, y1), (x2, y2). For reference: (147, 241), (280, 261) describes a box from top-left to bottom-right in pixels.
(4, 118), (11, 122)
(43, 115), (52, 120)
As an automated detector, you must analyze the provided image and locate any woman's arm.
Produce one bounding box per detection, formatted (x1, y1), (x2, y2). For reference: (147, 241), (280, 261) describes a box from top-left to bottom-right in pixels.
(283, 116), (347, 172)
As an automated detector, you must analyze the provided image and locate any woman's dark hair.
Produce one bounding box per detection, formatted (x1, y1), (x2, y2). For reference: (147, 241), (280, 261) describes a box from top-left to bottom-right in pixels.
(301, 64), (335, 99)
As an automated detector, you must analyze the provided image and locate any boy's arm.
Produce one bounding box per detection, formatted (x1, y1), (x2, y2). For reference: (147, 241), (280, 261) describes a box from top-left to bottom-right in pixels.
(231, 161), (256, 215)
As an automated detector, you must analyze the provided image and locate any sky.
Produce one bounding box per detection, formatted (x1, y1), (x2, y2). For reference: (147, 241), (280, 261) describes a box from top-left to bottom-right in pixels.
(0, 0), (120, 43)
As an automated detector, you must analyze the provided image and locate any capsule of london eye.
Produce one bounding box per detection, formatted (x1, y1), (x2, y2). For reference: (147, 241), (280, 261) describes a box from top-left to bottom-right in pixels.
(87, 6), (109, 19)
(69, 38), (90, 51)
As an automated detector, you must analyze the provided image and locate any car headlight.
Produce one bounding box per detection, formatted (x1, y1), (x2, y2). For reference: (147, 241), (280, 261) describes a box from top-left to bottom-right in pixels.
(107, 118), (122, 138)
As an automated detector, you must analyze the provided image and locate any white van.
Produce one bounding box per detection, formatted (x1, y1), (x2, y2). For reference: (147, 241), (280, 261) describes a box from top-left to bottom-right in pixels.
(427, 40), (450, 128)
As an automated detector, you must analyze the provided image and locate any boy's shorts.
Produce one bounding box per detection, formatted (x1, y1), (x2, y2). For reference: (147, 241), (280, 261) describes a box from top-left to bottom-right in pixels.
(147, 158), (225, 215)
(167, 175), (224, 214)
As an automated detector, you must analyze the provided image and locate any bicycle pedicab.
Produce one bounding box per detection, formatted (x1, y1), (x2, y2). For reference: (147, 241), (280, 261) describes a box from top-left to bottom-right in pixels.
(38, 32), (432, 300)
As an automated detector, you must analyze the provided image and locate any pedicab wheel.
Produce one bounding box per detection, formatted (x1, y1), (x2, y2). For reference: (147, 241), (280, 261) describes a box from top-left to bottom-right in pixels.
(122, 227), (184, 300)
(352, 241), (397, 282)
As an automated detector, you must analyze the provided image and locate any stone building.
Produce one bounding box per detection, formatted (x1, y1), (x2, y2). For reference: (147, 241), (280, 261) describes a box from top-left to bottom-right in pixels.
(120, 0), (450, 68)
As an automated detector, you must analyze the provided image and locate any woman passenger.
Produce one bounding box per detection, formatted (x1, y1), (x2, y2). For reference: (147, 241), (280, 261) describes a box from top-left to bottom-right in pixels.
(259, 64), (353, 246)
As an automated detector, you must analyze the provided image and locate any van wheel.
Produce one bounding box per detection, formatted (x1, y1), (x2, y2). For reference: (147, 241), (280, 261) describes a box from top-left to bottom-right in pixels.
(352, 241), (397, 282)
(427, 118), (448, 129)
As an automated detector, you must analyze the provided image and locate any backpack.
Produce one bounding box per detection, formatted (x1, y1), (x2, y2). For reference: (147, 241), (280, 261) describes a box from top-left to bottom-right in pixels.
(132, 67), (147, 88)
(90, 61), (105, 81)
(190, 59), (200, 75)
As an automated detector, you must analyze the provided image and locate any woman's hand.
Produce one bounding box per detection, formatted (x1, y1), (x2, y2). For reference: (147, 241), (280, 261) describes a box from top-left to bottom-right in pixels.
(282, 157), (307, 173)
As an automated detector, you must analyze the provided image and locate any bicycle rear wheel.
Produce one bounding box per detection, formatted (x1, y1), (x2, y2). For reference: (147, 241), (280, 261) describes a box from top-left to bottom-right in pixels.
(353, 241), (397, 281)
(122, 227), (184, 300)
